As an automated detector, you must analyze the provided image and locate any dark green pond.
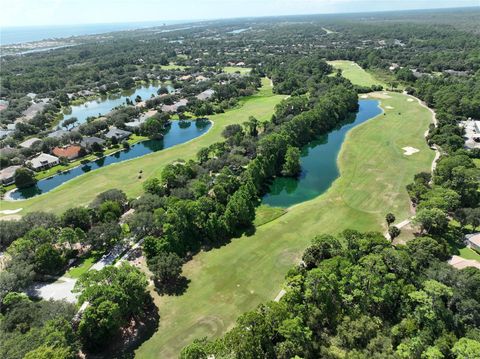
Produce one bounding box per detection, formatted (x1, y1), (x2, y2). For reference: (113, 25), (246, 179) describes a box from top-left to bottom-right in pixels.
(262, 99), (381, 208)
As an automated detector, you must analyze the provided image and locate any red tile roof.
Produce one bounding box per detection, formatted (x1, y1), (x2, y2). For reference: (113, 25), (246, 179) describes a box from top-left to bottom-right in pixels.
(52, 145), (82, 160)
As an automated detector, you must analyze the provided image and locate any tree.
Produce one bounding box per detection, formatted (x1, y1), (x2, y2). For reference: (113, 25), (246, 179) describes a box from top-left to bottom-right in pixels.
(97, 200), (122, 222)
(24, 345), (73, 359)
(413, 208), (449, 235)
(14, 168), (37, 189)
(386, 213), (396, 226)
(34, 243), (65, 275)
(388, 226), (401, 241)
(61, 207), (91, 231)
(62, 117), (77, 130)
(78, 300), (122, 350)
(281, 146), (301, 177)
(141, 117), (165, 139)
(452, 338), (480, 358)
(87, 222), (122, 250)
(149, 251), (183, 285)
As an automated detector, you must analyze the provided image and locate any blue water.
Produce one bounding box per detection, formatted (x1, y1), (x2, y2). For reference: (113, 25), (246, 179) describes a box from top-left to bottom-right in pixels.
(62, 83), (174, 126)
(1, 21), (192, 45)
(262, 99), (382, 207)
(10, 120), (211, 200)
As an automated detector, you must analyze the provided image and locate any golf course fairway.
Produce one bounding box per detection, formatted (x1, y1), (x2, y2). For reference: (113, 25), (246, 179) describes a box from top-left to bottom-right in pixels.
(135, 90), (435, 358)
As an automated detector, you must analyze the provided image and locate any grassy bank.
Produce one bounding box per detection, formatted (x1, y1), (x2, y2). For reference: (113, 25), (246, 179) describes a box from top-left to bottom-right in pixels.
(135, 91), (435, 358)
(0, 79), (284, 216)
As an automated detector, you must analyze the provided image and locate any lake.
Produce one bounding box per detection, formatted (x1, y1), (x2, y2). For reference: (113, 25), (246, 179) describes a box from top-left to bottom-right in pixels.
(262, 99), (382, 207)
(9, 120), (211, 200)
(62, 83), (174, 126)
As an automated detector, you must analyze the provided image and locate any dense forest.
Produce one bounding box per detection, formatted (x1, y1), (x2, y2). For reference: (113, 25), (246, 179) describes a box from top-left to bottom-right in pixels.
(181, 231), (480, 358)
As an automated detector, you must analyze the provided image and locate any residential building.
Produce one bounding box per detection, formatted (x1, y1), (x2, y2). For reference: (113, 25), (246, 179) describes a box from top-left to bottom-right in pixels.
(466, 233), (480, 252)
(52, 145), (83, 160)
(80, 136), (105, 150)
(196, 89), (215, 101)
(27, 153), (59, 171)
(162, 99), (188, 113)
(0, 165), (21, 185)
(19, 137), (42, 149)
(47, 129), (69, 138)
(105, 127), (132, 141)
(460, 120), (480, 149)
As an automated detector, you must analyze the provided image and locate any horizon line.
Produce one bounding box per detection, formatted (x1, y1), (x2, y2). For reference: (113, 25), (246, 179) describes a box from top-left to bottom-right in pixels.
(2, 5), (478, 29)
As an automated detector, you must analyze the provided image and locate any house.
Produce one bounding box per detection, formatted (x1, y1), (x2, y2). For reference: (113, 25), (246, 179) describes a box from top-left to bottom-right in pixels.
(125, 110), (158, 129)
(52, 145), (83, 160)
(195, 75), (208, 82)
(460, 120), (480, 149)
(466, 233), (480, 252)
(389, 63), (400, 71)
(0, 165), (21, 185)
(80, 136), (105, 150)
(179, 75), (192, 81)
(161, 99), (188, 113)
(196, 89), (215, 101)
(21, 101), (48, 121)
(0, 130), (13, 139)
(105, 127), (131, 141)
(27, 153), (59, 171)
(19, 137), (42, 149)
(47, 129), (69, 138)
(236, 61), (246, 66)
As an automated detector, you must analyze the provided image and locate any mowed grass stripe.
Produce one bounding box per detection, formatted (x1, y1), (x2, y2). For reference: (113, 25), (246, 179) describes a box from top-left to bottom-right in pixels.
(135, 91), (435, 358)
(0, 79), (285, 216)
(327, 60), (387, 88)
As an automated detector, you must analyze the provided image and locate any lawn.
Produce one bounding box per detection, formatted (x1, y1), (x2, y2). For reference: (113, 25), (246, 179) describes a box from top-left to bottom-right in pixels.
(223, 66), (252, 75)
(135, 91), (435, 358)
(64, 252), (101, 278)
(328, 60), (387, 88)
(0, 79), (284, 217)
(458, 247), (480, 261)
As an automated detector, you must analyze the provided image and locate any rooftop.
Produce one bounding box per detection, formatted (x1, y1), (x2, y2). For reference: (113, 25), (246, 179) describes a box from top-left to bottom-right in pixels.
(52, 145), (82, 159)
(19, 137), (41, 149)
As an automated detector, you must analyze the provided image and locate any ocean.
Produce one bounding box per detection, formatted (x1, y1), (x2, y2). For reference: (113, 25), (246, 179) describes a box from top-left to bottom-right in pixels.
(1, 20), (192, 45)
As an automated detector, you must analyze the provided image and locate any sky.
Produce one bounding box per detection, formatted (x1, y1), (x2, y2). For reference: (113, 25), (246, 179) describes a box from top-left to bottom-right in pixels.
(1, 0), (479, 27)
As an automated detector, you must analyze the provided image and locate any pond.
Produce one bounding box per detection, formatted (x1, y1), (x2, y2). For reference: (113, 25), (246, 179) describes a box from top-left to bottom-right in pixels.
(9, 120), (211, 200)
(62, 83), (174, 126)
(262, 99), (382, 208)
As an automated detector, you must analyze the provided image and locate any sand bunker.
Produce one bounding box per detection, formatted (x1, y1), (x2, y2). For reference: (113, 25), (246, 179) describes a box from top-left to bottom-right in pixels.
(368, 92), (391, 99)
(402, 146), (420, 156)
(385, 105), (394, 109)
(0, 208), (22, 215)
(407, 98), (414, 102)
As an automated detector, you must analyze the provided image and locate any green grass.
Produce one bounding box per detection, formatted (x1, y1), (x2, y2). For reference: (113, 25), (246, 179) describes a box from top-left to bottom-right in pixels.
(135, 91), (435, 358)
(253, 205), (287, 227)
(474, 158), (480, 168)
(64, 255), (97, 278)
(458, 247), (480, 261)
(223, 66), (252, 75)
(328, 60), (388, 88)
(0, 79), (283, 217)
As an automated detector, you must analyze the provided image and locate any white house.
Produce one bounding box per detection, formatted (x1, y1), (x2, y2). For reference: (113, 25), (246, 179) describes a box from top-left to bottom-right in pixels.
(27, 153), (59, 171)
